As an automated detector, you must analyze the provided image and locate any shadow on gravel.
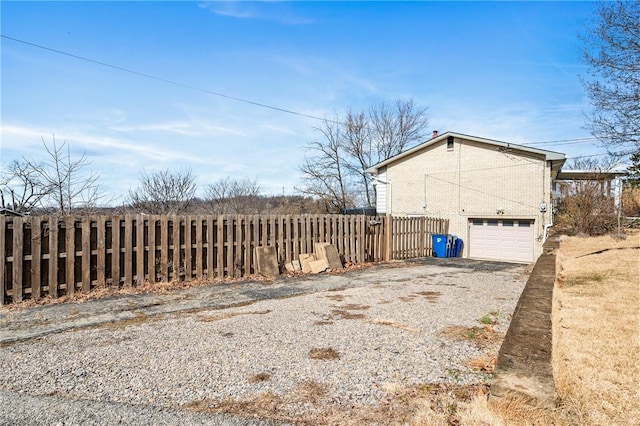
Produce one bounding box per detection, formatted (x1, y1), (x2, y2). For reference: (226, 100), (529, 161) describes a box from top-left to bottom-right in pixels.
(402, 257), (528, 272)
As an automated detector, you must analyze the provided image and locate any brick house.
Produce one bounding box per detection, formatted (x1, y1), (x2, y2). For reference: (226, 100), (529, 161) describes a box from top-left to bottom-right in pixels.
(365, 131), (566, 263)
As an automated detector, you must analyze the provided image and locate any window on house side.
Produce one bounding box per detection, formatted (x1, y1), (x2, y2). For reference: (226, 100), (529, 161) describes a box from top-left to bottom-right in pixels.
(447, 136), (454, 150)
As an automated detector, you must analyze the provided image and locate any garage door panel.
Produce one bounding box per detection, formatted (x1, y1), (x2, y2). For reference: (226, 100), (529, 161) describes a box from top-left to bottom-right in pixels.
(469, 219), (534, 263)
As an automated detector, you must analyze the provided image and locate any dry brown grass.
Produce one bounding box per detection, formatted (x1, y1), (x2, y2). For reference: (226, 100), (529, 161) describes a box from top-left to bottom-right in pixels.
(1, 277), (248, 311)
(553, 231), (640, 425)
(414, 290), (442, 302)
(439, 325), (502, 350)
(248, 373), (272, 383)
(198, 309), (271, 322)
(330, 309), (366, 320)
(369, 318), (420, 333)
(308, 347), (341, 360)
(186, 382), (496, 426)
(324, 294), (347, 301)
(337, 303), (371, 311)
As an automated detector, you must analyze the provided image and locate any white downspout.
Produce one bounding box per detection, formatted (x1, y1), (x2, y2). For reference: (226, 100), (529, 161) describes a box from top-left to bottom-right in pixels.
(543, 214), (553, 243)
(543, 161), (554, 242)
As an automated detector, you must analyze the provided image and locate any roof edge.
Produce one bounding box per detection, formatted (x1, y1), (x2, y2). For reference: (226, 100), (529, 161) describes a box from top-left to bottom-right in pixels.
(366, 131), (567, 174)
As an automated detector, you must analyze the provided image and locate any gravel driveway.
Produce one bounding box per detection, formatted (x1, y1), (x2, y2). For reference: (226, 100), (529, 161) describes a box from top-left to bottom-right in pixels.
(0, 258), (528, 425)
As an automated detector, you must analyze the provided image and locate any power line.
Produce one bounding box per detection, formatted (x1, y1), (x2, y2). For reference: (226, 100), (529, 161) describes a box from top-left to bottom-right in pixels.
(0, 34), (625, 147)
(0, 34), (343, 125)
(523, 137), (600, 146)
(418, 150), (631, 177)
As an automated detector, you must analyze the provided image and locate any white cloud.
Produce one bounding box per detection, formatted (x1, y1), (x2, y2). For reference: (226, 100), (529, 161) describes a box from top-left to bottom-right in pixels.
(109, 120), (246, 137)
(0, 123), (211, 165)
(198, 1), (314, 25)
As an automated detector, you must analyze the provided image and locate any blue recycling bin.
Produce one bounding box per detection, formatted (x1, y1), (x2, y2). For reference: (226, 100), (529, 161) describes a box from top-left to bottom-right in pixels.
(447, 236), (457, 257)
(432, 234), (450, 258)
(454, 237), (463, 257)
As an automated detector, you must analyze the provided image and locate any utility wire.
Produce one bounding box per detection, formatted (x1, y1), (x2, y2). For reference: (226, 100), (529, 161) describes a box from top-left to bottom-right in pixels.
(523, 137), (600, 146)
(419, 150), (631, 176)
(0, 34), (625, 147)
(0, 34), (343, 125)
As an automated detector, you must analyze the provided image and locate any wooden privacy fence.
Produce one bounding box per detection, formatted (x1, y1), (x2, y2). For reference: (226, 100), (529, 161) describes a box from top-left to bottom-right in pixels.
(1, 214), (447, 305)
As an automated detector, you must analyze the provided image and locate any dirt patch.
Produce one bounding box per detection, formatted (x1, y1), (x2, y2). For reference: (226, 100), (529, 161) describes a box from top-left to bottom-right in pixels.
(369, 319), (419, 333)
(308, 348), (341, 360)
(313, 320), (334, 326)
(198, 309), (271, 322)
(98, 311), (157, 330)
(439, 325), (502, 349)
(414, 291), (441, 302)
(337, 303), (370, 311)
(248, 373), (272, 383)
(325, 294), (347, 301)
(331, 309), (366, 320)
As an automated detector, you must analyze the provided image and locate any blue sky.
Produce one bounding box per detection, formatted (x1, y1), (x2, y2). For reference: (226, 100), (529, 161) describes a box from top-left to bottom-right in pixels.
(1, 1), (604, 202)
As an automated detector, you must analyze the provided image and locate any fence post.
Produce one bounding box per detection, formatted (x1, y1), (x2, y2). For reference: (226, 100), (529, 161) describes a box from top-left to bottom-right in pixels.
(112, 216), (121, 288)
(136, 214), (145, 286)
(96, 216), (106, 288)
(65, 217), (75, 297)
(0, 216), (6, 304)
(31, 217), (42, 301)
(148, 216), (157, 284)
(48, 217), (59, 298)
(172, 217), (181, 281)
(12, 217), (23, 302)
(81, 217), (91, 293)
(384, 215), (392, 261)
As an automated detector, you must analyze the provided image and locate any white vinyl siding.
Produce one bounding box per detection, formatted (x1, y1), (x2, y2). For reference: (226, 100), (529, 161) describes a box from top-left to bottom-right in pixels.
(375, 169), (388, 214)
(468, 218), (534, 263)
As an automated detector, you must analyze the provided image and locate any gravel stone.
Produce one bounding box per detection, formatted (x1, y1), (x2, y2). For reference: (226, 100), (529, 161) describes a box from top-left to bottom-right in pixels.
(0, 258), (527, 424)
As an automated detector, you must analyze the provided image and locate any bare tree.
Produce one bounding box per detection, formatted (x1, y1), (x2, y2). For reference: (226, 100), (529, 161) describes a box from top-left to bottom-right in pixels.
(555, 157), (620, 235)
(582, 1), (640, 151)
(299, 99), (429, 210)
(1, 159), (52, 213)
(567, 156), (620, 172)
(14, 136), (105, 215)
(128, 168), (197, 215)
(299, 118), (355, 213)
(369, 99), (430, 160)
(204, 177), (262, 214)
(342, 111), (373, 207)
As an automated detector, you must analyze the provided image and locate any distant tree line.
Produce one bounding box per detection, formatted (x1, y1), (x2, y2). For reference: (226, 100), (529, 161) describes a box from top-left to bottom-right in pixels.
(0, 137), (329, 216)
(2, 99), (430, 217)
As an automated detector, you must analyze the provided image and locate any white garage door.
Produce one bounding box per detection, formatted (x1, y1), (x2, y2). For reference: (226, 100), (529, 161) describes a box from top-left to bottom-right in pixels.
(468, 219), (534, 263)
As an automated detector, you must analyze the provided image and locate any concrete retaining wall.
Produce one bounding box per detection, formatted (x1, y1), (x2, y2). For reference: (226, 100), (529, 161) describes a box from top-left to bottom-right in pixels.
(490, 237), (559, 407)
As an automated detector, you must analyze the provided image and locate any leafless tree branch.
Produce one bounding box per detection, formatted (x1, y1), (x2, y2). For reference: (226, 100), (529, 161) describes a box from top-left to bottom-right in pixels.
(127, 168), (198, 215)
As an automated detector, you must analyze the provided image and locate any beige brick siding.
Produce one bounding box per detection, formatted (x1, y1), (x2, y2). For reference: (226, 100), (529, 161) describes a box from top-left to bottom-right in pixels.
(385, 136), (553, 260)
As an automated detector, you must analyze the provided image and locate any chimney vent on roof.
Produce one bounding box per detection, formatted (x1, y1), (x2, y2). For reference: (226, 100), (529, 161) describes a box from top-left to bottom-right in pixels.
(432, 130), (438, 138)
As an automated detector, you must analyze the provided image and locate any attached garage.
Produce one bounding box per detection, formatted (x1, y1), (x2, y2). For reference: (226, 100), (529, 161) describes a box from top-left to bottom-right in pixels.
(468, 218), (535, 263)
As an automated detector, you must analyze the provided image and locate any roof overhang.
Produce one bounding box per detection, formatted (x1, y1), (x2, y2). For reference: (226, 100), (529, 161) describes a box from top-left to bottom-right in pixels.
(366, 131), (566, 174)
(556, 169), (629, 180)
